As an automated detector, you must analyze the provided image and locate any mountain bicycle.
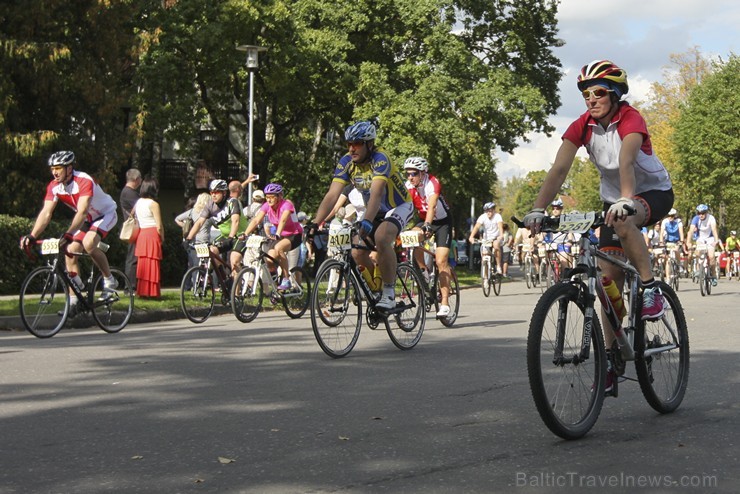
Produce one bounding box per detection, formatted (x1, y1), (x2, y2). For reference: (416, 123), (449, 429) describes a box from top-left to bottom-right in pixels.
(399, 230), (459, 327)
(475, 239), (501, 296)
(231, 235), (311, 323)
(727, 251), (740, 281)
(179, 242), (233, 323)
(513, 211), (689, 440)
(650, 245), (666, 282)
(20, 238), (134, 338)
(539, 242), (569, 291)
(664, 242), (681, 291)
(309, 224), (426, 358)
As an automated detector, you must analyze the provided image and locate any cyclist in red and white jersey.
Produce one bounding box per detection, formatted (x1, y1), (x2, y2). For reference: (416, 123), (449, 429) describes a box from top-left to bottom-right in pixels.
(404, 156), (454, 317)
(20, 151), (120, 311)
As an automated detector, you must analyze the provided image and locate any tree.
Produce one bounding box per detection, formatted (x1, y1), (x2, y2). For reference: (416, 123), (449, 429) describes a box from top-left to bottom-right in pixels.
(567, 157), (601, 212)
(672, 54), (740, 228)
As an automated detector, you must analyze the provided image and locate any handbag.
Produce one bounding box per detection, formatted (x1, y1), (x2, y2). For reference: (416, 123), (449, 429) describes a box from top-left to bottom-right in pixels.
(120, 209), (139, 244)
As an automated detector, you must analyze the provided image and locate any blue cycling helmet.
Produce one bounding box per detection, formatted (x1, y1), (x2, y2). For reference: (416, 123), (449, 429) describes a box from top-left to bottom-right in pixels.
(483, 202), (496, 211)
(696, 204), (709, 213)
(264, 183), (283, 195)
(48, 151), (75, 167)
(344, 121), (376, 142)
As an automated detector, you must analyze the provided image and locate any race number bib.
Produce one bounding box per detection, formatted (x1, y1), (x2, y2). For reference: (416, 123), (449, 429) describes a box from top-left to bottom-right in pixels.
(558, 212), (595, 234)
(245, 235), (265, 249)
(40, 239), (60, 255)
(328, 226), (352, 251)
(400, 231), (421, 248)
(194, 243), (211, 258)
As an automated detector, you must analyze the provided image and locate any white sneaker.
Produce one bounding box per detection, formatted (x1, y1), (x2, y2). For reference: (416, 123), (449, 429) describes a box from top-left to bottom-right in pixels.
(103, 276), (119, 293)
(376, 294), (396, 311)
(436, 305), (451, 317)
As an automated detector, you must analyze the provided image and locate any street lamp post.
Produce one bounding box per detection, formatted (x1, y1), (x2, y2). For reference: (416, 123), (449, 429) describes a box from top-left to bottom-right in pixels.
(236, 44), (267, 204)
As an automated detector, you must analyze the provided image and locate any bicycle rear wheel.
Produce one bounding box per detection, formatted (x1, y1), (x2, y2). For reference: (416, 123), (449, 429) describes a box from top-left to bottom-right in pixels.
(20, 266), (69, 338)
(92, 268), (134, 333)
(439, 270), (460, 327)
(310, 260), (361, 358)
(180, 266), (215, 323)
(527, 283), (607, 440)
(539, 260), (548, 293)
(635, 282), (689, 413)
(388, 263), (425, 350)
(283, 266), (311, 319)
(232, 266), (263, 323)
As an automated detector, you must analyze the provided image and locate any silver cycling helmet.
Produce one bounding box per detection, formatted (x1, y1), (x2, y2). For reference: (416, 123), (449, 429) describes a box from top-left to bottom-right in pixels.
(403, 156), (429, 172)
(48, 151), (75, 167)
(209, 179), (228, 192)
(483, 202), (496, 211)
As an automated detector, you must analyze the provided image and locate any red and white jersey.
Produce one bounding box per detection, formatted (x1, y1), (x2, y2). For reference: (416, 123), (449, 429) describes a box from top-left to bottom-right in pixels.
(405, 174), (450, 221)
(45, 170), (117, 221)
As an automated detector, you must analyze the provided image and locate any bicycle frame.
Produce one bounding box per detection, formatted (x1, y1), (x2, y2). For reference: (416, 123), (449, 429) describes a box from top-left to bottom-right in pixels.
(193, 243), (231, 290)
(241, 236), (305, 303)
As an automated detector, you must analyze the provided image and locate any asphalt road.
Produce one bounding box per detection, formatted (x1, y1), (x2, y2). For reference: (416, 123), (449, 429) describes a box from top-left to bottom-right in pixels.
(2, 272), (739, 493)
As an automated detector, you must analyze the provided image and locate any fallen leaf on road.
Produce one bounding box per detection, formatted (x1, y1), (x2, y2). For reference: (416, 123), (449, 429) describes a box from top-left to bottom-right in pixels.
(338, 435), (350, 441)
(218, 456), (236, 464)
(131, 455), (143, 460)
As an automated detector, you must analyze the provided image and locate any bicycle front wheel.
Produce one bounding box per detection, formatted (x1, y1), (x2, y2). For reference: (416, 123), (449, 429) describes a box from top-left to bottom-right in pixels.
(492, 272), (502, 296)
(283, 266), (311, 319)
(481, 259), (491, 297)
(180, 266), (215, 323)
(524, 258), (532, 289)
(20, 266), (69, 338)
(635, 282), (689, 413)
(92, 268), (134, 333)
(232, 266), (263, 323)
(388, 263), (425, 350)
(439, 270), (460, 328)
(539, 260), (548, 293)
(310, 260), (361, 358)
(527, 283), (607, 440)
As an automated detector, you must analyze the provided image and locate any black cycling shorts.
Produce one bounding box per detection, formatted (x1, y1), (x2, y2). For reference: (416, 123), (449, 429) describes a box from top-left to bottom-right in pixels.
(599, 189), (674, 251)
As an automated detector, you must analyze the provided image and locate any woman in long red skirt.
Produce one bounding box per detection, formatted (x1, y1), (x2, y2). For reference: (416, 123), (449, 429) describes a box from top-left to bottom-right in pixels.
(134, 176), (164, 298)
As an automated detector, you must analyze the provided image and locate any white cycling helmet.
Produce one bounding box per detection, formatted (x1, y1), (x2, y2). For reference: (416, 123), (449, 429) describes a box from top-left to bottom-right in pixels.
(48, 151), (75, 167)
(668, 208), (677, 216)
(551, 198), (564, 208)
(483, 202), (496, 211)
(403, 156), (429, 172)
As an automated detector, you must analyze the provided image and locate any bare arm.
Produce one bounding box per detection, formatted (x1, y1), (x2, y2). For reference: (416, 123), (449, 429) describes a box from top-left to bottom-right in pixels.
(151, 201), (164, 241)
(29, 200), (57, 240)
(362, 178), (385, 223)
(186, 216), (206, 241)
(425, 193), (439, 227)
(243, 210), (266, 237)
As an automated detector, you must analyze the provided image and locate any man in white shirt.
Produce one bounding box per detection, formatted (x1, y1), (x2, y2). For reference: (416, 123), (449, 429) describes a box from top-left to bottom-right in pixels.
(469, 202), (503, 276)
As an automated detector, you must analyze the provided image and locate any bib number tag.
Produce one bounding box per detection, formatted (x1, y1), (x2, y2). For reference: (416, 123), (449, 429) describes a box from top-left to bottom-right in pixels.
(328, 227), (351, 251)
(558, 212), (595, 234)
(400, 231), (421, 248)
(194, 243), (211, 258)
(246, 235), (265, 249)
(40, 239), (60, 255)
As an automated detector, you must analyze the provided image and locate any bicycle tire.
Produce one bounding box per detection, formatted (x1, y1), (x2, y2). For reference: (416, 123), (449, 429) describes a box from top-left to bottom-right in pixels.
(283, 266), (311, 319)
(481, 258), (491, 297)
(699, 264), (706, 296)
(310, 259), (361, 358)
(492, 272), (502, 296)
(669, 259), (680, 291)
(705, 266), (712, 295)
(232, 266), (263, 323)
(634, 282), (689, 414)
(20, 266), (69, 338)
(524, 258), (532, 289)
(438, 270), (460, 327)
(91, 268), (134, 333)
(180, 266), (215, 323)
(388, 263), (425, 350)
(527, 282), (607, 440)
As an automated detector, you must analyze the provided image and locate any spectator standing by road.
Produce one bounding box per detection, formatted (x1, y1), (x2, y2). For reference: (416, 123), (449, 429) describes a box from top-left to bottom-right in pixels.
(120, 168), (142, 285)
(134, 176), (164, 298)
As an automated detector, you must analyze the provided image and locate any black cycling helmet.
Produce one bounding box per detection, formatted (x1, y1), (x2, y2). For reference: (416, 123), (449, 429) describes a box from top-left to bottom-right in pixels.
(48, 151), (75, 167)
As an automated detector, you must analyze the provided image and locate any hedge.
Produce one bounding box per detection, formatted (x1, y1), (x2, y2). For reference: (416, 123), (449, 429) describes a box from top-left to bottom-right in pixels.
(0, 214), (188, 295)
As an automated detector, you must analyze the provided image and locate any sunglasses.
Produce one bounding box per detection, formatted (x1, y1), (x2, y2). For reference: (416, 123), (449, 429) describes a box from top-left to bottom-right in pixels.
(406, 171), (419, 177)
(581, 87), (614, 99)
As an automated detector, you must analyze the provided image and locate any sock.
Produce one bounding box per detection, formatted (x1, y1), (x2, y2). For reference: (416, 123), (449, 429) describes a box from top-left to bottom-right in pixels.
(642, 278), (656, 289)
(70, 295), (78, 305)
(382, 283), (394, 298)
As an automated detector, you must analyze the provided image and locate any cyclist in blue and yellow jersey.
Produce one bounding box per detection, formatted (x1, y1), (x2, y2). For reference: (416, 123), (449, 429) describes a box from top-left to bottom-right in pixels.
(311, 120), (414, 311)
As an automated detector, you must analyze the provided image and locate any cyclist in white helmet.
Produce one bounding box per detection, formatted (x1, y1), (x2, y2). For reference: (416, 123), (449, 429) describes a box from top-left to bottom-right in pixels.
(686, 204), (723, 286)
(469, 202), (504, 282)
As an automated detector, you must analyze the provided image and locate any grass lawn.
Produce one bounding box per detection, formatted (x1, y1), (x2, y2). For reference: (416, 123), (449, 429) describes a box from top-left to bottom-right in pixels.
(2, 267), (483, 317)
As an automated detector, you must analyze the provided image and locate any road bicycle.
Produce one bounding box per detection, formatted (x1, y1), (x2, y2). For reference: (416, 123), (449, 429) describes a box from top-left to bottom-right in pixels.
(309, 224), (426, 358)
(180, 242), (234, 323)
(513, 211), (689, 440)
(475, 239), (501, 296)
(727, 251), (740, 281)
(20, 238), (134, 338)
(231, 235), (311, 323)
(691, 243), (712, 296)
(664, 242), (681, 291)
(522, 242), (539, 290)
(649, 245), (666, 282)
(399, 230), (459, 327)
(539, 243), (569, 291)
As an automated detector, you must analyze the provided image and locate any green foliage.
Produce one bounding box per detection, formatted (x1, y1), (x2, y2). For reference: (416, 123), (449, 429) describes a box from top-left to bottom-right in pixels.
(567, 157), (602, 212)
(673, 55), (740, 224)
(513, 170), (547, 217)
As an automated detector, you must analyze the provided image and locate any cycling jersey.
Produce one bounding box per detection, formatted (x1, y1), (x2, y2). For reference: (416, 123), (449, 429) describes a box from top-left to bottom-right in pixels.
(405, 174), (450, 221)
(660, 218), (683, 243)
(726, 236), (738, 251)
(259, 198), (303, 236)
(562, 102), (672, 204)
(691, 214), (716, 242)
(332, 147), (411, 215)
(45, 170), (117, 222)
(200, 197), (247, 238)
